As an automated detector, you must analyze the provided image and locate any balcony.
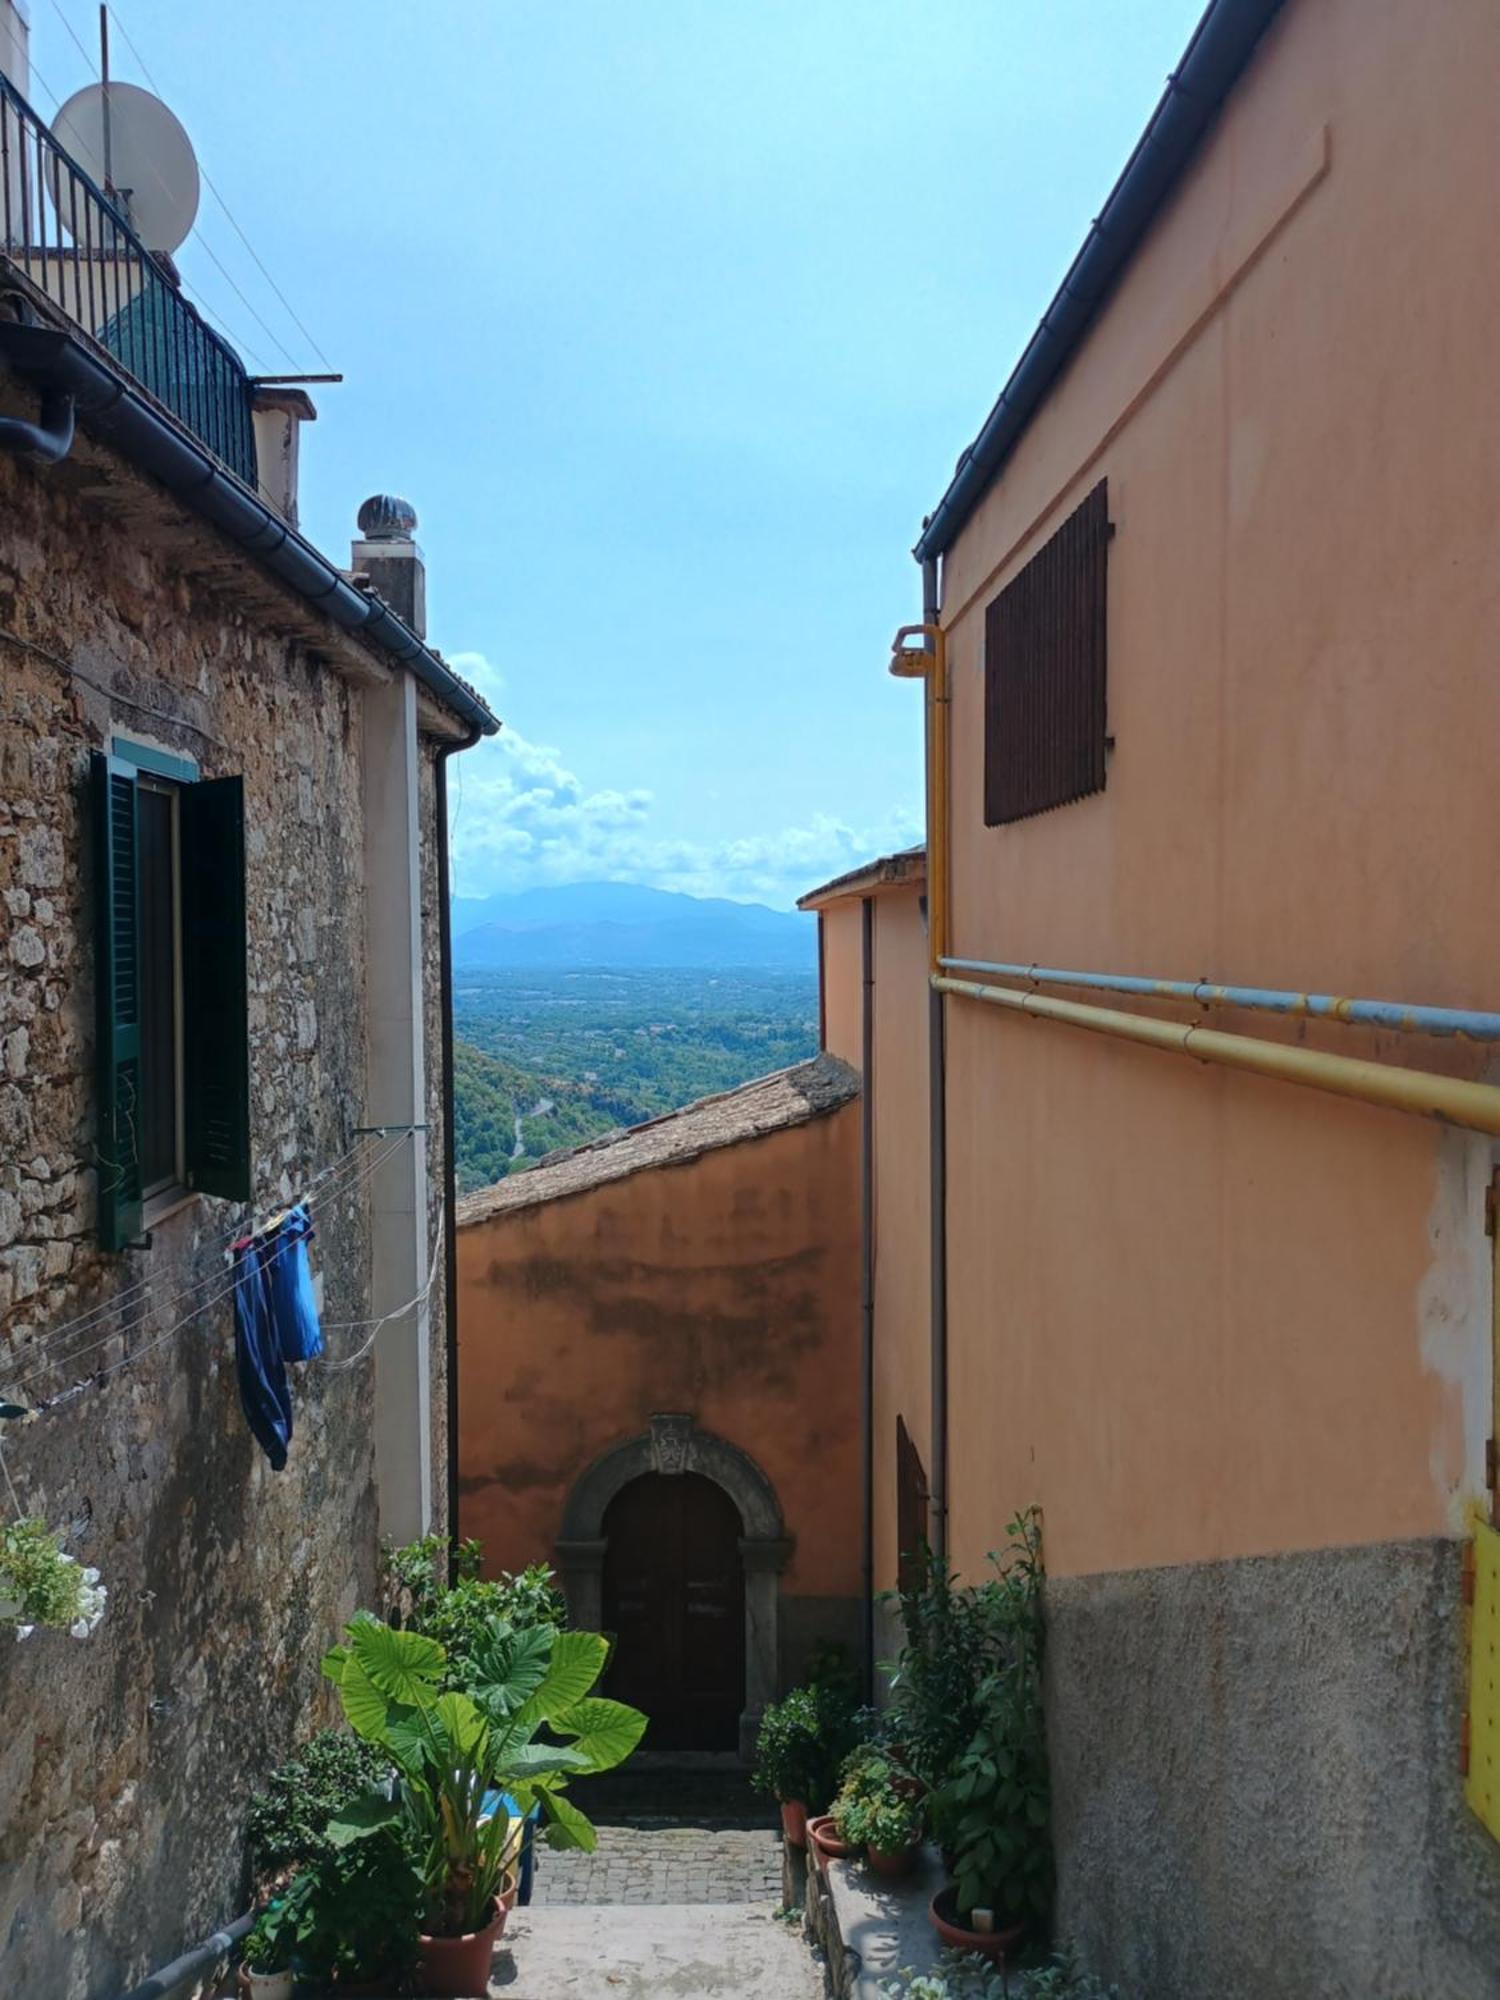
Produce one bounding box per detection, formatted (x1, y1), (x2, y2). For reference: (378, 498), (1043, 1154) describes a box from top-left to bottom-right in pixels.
(0, 69), (256, 485)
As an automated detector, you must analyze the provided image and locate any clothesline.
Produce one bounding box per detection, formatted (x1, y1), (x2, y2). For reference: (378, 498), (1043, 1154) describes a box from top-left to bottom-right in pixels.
(18, 1130), (397, 1368)
(5, 1131), (419, 1413)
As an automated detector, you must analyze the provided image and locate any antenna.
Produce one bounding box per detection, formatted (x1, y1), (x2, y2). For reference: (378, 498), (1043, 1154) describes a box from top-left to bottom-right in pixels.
(49, 78), (199, 253)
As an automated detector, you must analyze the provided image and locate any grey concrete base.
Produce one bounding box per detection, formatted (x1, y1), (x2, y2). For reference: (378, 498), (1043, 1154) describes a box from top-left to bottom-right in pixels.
(804, 1840), (946, 1998)
(1047, 1536), (1500, 2000)
(491, 1902), (825, 1998)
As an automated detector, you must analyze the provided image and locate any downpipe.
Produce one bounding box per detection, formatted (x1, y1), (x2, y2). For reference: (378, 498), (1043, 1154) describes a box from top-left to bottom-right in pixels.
(859, 892), (875, 1700)
(113, 1909), (255, 2000)
(0, 381), (75, 462)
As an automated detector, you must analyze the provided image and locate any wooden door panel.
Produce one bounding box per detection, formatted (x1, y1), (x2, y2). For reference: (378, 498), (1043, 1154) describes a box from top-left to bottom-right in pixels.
(602, 1472), (745, 1750)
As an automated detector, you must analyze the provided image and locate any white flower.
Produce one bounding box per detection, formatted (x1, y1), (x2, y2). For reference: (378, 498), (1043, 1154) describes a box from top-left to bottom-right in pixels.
(70, 1620), (89, 1639)
(82, 1567), (100, 1585)
(14, 1624), (33, 1640)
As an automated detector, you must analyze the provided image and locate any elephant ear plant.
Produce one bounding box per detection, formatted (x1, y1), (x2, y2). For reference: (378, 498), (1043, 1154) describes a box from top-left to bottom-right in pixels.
(321, 1612), (646, 1938)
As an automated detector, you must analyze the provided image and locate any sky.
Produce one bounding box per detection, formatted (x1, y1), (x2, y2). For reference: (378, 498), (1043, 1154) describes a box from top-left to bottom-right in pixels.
(23, 0), (1205, 908)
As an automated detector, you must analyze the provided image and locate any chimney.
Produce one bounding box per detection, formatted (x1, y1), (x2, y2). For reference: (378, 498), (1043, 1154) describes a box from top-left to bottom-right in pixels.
(0, 0), (28, 96)
(351, 494), (425, 638)
(251, 386), (316, 529)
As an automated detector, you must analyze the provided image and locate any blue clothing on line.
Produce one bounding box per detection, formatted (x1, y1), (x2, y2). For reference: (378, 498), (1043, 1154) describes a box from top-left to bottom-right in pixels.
(231, 1240), (293, 1469)
(263, 1203), (324, 1362)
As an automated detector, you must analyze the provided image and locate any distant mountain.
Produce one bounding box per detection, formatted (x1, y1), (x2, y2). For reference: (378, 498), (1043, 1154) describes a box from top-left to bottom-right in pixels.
(451, 882), (816, 971)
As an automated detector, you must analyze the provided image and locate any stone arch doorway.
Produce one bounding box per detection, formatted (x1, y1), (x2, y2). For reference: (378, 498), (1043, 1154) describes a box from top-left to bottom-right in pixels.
(556, 1415), (791, 1760)
(602, 1471), (745, 1750)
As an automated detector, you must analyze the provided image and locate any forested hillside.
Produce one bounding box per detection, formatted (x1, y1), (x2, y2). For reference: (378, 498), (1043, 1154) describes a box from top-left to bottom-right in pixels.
(452, 967), (819, 1193)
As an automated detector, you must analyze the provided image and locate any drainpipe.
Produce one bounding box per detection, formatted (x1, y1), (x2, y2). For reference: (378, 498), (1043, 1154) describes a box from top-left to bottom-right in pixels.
(859, 892), (875, 1701)
(921, 553), (949, 1566)
(435, 723), (481, 1568)
(0, 382), (74, 461)
(113, 1909), (255, 2000)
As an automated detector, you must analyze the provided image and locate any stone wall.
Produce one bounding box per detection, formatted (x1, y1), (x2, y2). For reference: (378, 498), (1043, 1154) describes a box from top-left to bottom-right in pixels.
(0, 441), (448, 1994)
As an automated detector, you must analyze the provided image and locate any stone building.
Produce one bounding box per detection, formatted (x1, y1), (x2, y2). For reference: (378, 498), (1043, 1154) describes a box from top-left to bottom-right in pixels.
(456, 1054), (862, 1759)
(0, 14), (496, 1991)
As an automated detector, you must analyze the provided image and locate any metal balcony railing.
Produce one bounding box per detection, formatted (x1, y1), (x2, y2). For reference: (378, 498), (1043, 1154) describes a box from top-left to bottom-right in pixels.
(0, 70), (256, 485)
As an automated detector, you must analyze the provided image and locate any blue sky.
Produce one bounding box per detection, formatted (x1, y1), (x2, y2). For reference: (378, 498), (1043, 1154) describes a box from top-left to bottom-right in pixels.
(26, 0), (1204, 907)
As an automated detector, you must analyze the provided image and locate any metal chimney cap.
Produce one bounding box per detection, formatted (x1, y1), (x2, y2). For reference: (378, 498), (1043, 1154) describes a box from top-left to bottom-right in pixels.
(356, 493), (418, 541)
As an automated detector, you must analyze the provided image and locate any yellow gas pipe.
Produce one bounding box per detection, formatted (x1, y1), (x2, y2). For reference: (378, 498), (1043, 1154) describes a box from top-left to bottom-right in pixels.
(889, 621), (1500, 1141)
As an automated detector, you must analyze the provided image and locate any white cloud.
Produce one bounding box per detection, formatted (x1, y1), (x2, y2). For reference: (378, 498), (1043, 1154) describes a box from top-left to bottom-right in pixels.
(444, 655), (921, 908)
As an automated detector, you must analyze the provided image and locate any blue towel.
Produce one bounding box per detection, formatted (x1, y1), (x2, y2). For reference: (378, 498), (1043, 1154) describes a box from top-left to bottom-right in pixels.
(231, 1240), (293, 1468)
(263, 1203), (324, 1363)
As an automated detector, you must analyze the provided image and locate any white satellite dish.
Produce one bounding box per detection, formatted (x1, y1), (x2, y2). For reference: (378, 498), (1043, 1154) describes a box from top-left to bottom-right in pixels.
(49, 81), (199, 254)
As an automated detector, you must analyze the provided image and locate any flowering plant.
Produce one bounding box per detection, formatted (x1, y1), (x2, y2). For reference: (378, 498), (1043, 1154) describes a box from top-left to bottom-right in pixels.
(0, 1518), (107, 1639)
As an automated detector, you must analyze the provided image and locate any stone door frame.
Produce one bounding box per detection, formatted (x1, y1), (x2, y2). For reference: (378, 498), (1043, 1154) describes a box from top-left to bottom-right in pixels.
(556, 1415), (792, 1761)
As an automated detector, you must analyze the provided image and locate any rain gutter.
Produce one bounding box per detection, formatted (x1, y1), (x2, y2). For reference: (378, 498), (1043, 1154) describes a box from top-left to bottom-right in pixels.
(914, 0), (1284, 564)
(0, 319), (497, 737)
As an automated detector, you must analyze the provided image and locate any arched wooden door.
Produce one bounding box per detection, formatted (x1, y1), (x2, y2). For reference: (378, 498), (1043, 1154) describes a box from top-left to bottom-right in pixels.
(601, 1472), (746, 1750)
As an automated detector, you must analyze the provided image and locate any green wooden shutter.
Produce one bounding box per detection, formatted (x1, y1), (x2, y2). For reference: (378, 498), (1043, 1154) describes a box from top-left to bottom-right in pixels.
(182, 776), (251, 1200)
(91, 751), (145, 1250)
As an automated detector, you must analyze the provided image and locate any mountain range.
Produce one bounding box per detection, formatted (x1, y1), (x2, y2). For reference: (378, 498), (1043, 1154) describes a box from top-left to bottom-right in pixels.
(451, 881), (816, 970)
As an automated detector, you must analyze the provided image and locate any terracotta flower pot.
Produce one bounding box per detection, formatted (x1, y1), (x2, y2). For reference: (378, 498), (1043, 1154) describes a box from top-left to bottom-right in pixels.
(779, 1799), (810, 1848)
(417, 1896), (508, 1997)
(928, 1885), (1025, 1964)
(807, 1814), (858, 1872)
(866, 1843), (916, 1879)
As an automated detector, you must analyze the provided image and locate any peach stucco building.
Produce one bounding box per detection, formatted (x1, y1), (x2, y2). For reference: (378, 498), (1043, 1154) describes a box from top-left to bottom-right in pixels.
(455, 1054), (861, 1757)
(811, 0), (1500, 1992)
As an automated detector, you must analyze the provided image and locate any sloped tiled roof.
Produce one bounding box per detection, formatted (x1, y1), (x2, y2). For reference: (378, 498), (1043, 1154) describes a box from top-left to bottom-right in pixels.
(456, 1051), (859, 1225)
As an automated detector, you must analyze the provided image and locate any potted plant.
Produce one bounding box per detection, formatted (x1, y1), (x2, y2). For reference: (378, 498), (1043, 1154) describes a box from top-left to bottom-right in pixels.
(927, 1509), (1050, 1962)
(270, 1827), (422, 1995)
(237, 1901), (295, 2000)
(0, 1517), (107, 1640)
(323, 1611), (645, 1996)
(752, 1682), (856, 1846)
(851, 1786), (923, 1878)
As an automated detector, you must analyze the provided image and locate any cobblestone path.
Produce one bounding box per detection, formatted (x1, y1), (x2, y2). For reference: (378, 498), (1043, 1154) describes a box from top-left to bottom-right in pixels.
(531, 1823), (784, 1906)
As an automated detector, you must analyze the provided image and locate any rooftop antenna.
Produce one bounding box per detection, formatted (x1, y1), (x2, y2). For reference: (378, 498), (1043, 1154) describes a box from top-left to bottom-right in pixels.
(49, 73), (199, 252)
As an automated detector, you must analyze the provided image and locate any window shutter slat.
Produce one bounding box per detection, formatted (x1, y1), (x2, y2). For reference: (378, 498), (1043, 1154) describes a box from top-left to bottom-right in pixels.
(182, 776), (251, 1200)
(91, 751), (144, 1251)
(984, 479), (1110, 825)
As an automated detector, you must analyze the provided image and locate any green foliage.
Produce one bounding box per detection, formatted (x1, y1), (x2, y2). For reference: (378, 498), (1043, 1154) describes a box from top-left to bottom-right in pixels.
(831, 1744), (923, 1851)
(0, 1518), (107, 1637)
(383, 1535), (566, 1687)
(322, 1613), (645, 1936)
(241, 1898), (296, 1975)
(882, 1542), (995, 1789)
(882, 1948), (1122, 2000)
(245, 1729), (388, 1878)
(275, 1826), (423, 1987)
(751, 1682), (860, 1814)
(928, 1510), (1051, 1930)
(453, 968), (820, 1192)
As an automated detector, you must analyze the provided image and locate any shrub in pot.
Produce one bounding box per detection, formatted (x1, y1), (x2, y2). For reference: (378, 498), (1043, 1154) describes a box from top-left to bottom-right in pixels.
(272, 1829), (422, 1995)
(843, 1785), (923, 1878)
(245, 1729), (389, 1882)
(323, 1612), (645, 1995)
(237, 1899), (296, 2000)
(752, 1682), (858, 1841)
(927, 1509), (1050, 1959)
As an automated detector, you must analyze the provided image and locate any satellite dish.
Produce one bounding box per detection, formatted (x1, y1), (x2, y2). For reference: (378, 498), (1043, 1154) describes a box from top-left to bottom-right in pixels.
(49, 82), (199, 253)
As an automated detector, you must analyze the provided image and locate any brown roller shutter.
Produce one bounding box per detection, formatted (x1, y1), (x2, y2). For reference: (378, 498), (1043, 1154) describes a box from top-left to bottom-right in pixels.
(984, 479), (1110, 825)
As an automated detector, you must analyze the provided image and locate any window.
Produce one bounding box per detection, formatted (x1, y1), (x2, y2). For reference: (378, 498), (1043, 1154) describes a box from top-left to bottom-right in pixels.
(983, 479), (1110, 826)
(91, 742), (251, 1249)
(895, 1415), (930, 1596)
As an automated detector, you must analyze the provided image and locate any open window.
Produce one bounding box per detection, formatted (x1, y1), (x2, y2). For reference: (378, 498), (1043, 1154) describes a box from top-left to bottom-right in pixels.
(91, 743), (250, 1249)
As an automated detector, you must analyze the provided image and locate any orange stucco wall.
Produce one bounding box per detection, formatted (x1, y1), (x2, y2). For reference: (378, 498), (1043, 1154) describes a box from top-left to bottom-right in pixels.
(821, 900), (865, 1071)
(933, 0), (1498, 1583)
(457, 1107), (863, 1610)
(868, 888), (933, 1599)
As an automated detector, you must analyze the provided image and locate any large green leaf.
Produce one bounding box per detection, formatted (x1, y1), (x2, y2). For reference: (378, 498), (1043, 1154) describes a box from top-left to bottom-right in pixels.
(347, 1616), (447, 1703)
(550, 1696), (647, 1773)
(324, 1792), (399, 1848)
(333, 1647), (395, 1746)
(526, 1629), (608, 1723)
(537, 1785), (597, 1853)
(499, 1741), (591, 1779)
(467, 1620), (554, 1721)
(433, 1690), (489, 1761)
